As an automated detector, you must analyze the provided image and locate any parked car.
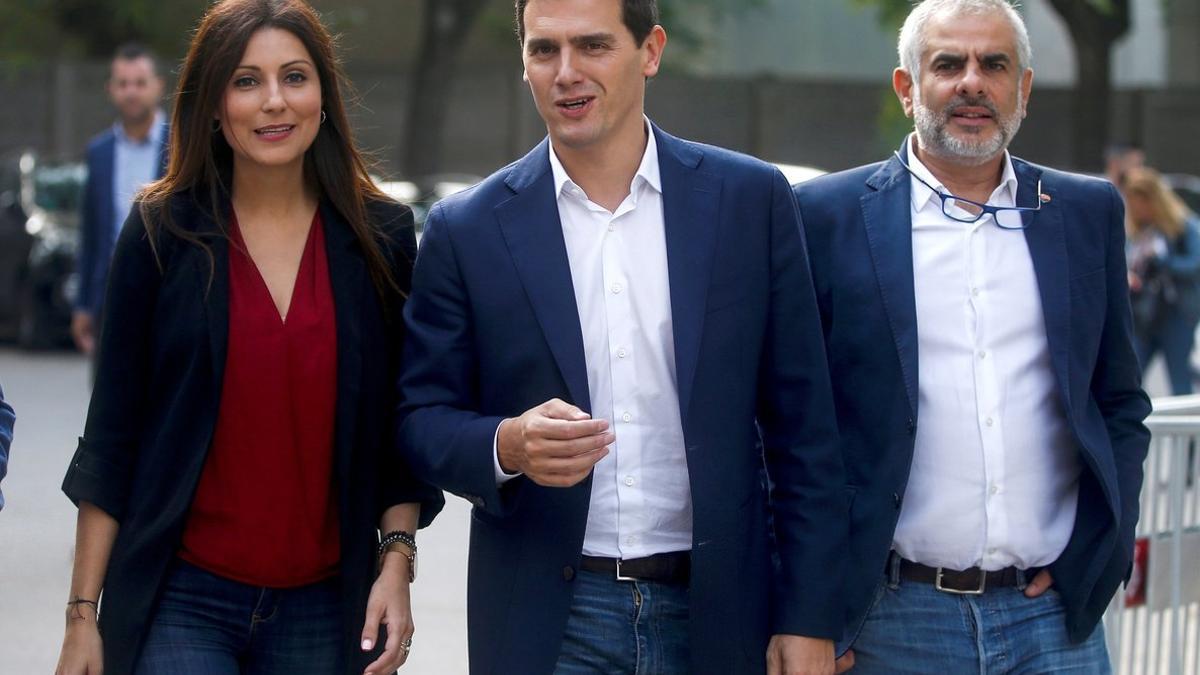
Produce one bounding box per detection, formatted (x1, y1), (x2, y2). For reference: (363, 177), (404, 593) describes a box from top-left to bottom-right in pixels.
(376, 173), (483, 241)
(0, 151), (85, 349)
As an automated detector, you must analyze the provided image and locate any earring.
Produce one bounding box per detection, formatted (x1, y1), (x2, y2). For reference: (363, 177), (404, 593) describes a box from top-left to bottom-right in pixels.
(320, 110), (327, 124)
(212, 119), (221, 133)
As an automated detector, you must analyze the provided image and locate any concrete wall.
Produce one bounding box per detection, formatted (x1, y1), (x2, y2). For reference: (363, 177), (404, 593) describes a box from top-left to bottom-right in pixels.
(2, 60), (1197, 179)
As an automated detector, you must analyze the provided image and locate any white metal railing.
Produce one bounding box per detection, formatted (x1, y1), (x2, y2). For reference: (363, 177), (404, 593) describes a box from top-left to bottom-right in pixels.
(1104, 397), (1200, 675)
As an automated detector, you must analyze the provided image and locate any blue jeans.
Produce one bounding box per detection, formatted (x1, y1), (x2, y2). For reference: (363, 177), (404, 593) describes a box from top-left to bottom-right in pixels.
(134, 559), (344, 675)
(1135, 311), (1198, 395)
(553, 569), (690, 674)
(847, 565), (1111, 674)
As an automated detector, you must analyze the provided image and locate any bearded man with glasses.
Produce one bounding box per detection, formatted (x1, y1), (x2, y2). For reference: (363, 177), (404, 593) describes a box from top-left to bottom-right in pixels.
(792, 0), (1151, 672)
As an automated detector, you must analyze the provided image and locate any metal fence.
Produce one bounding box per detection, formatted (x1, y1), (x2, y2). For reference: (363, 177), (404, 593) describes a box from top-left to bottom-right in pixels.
(1104, 396), (1200, 675)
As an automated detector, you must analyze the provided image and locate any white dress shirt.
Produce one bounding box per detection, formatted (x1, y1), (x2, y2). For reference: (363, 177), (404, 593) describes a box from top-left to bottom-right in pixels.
(893, 135), (1081, 571)
(494, 125), (693, 558)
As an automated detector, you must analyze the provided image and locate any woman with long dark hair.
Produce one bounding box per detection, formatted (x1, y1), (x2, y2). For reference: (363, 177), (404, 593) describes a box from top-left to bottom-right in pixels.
(54, 1), (442, 673)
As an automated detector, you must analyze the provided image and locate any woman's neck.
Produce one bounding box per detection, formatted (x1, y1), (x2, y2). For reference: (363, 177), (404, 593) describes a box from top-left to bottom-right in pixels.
(230, 159), (317, 223)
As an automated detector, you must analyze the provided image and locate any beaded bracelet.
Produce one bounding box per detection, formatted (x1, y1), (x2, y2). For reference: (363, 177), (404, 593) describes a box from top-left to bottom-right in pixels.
(378, 530), (418, 582)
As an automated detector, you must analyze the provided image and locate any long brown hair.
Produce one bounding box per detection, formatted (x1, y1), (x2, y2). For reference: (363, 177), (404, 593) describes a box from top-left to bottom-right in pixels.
(139, 0), (399, 297)
(1122, 167), (1194, 240)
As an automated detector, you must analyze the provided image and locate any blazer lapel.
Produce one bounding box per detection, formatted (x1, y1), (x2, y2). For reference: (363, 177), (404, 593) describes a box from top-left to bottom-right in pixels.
(655, 127), (721, 427)
(495, 141), (592, 412)
(1017, 159), (1072, 410)
(191, 202), (230, 399)
(322, 202), (366, 483)
(861, 155), (920, 418)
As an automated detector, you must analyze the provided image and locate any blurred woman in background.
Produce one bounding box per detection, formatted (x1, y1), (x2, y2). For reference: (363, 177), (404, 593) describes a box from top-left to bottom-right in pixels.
(1124, 166), (1200, 395)
(54, 1), (441, 673)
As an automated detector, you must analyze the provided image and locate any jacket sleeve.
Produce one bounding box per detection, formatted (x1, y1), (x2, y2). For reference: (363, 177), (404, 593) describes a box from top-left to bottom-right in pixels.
(395, 202), (516, 518)
(61, 207), (162, 520)
(758, 169), (848, 639)
(376, 203), (445, 529)
(0, 383), (13, 505)
(1163, 216), (1200, 277)
(1093, 184), (1153, 572)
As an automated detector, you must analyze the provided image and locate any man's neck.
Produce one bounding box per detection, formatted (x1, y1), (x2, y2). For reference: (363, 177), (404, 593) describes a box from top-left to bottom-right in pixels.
(120, 111), (157, 143)
(913, 138), (1006, 204)
(553, 118), (648, 213)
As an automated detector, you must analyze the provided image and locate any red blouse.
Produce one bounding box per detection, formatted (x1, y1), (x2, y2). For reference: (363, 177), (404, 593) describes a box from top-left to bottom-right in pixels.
(180, 210), (340, 587)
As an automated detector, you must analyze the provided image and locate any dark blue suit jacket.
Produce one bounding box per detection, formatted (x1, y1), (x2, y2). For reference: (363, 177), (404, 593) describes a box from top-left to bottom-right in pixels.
(0, 382), (13, 511)
(74, 125), (168, 317)
(794, 151), (1152, 648)
(398, 126), (847, 674)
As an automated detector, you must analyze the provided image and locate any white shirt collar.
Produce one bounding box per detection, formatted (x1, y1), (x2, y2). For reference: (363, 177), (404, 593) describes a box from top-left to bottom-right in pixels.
(547, 117), (662, 202)
(905, 133), (1018, 211)
(113, 109), (166, 147)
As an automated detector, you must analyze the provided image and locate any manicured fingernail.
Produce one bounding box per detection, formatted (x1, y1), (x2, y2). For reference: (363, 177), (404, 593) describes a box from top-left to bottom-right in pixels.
(362, 638), (373, 650)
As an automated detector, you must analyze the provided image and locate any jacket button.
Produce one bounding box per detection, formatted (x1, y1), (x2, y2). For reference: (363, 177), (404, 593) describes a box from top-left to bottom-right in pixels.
(907, 419), (915, 435)
(562, 565), (576, 582)
(893, 492), (903, 509)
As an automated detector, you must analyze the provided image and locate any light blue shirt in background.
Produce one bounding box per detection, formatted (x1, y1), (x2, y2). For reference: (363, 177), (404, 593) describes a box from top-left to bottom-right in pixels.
(112, 111), (166, 237)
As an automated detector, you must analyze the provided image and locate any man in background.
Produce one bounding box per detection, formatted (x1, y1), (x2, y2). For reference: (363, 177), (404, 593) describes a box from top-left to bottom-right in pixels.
(71, 43), (167, 357)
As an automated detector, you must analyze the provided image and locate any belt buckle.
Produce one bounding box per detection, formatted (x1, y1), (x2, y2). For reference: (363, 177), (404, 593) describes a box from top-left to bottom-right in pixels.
(935, 567), (986, 595)
(615, 559), (637, 582)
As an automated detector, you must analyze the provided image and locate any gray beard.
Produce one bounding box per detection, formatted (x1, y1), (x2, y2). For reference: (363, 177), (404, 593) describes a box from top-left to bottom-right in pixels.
(912, 94), (1022, 166)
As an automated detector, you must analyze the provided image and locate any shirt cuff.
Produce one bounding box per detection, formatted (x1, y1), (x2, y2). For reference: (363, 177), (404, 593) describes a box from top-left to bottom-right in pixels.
(493, 420), (522, 486)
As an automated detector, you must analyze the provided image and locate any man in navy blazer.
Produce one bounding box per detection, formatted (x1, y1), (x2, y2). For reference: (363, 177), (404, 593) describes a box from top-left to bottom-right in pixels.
(398, 1), (845, 673)
(72, 43), (167, 357)
(794, 1), (1151, 672)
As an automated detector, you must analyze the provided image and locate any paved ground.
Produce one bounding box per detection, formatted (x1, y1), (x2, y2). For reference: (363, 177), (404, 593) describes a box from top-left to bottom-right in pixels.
(0, 347), (471, 674)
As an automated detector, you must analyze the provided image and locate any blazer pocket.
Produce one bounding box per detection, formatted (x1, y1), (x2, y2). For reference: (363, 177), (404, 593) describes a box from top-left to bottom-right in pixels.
(1069, 267), (1106, 298)
(706, 276), (752, 314)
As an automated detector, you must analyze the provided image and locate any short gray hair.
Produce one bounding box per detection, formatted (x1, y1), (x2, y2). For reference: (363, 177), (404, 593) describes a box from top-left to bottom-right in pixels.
(898, 0), (1032, 79)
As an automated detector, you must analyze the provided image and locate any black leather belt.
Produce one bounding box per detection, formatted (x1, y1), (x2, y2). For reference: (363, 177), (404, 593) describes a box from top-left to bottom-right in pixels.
(580, 551), (690, 585)
(899, 556), (1038, 594)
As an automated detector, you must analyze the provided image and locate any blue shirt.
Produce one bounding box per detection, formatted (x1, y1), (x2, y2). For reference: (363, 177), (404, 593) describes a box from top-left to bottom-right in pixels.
(112, 112), (166, 238)
(0, 383), (14, 511)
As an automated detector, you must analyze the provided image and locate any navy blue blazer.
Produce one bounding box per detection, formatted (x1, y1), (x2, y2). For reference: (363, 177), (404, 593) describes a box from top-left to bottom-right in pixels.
(398, 126), (847, 674)
(62, 194), (443, 675)
(794, 151), (1152, 648)
(0, 382), (13, 511)
(74, 125), (169, 317)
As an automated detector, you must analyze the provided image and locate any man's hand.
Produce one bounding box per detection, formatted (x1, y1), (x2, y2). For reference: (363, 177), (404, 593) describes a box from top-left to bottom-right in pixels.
(767, 635), (853, 675)
(1024, 569), (1054, 598)
(70, 312), (95, 355)
(496, 398), (612, 487)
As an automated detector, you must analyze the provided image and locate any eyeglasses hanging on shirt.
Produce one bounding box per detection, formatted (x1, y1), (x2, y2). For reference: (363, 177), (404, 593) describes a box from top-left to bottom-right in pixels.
(894, 151), (1045, 230)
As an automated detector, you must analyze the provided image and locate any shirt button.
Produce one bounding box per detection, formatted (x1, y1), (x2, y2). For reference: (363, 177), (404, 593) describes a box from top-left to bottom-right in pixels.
(971, 287), (981, 297)
(978, 350), (987, 360)
(562, 565), (576, 581)
(607, 224), (614, 232)
(622, 412), (632, 423)
(617, 348), (628, 358)
(611, 283), (623, 294)
(626, 535), (638, 546)
(989, 484), (999, 495)
(624, 475), (635, 487)
(985, 417), (995, 427)
(988, 547), (998, 555)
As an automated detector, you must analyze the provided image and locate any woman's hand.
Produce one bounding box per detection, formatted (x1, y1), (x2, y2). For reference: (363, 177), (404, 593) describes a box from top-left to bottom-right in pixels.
(55, 605), (104, 675)
(361, 553), (415, 675)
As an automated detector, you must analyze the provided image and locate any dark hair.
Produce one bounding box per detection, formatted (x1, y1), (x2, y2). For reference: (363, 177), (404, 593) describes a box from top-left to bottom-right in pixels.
(113, 42), (159, 75)
(138, 0), (400, 299)
(514, 0), (659, 45)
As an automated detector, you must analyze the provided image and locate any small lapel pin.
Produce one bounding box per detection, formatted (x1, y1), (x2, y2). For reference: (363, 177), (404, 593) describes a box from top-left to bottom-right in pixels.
(1039, 193), (1052, 204)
